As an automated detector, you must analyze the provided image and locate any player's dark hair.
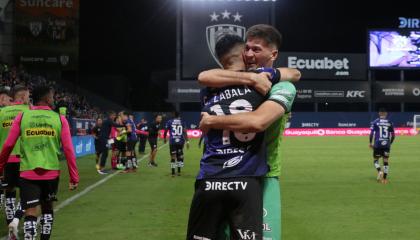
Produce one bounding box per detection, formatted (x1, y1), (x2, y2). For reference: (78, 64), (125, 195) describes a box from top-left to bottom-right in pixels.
(31, 85), (52, 104)
(215, 34), (244, 60)
(11, 84), (28, 98)
(154, 113), (162, 119)
(173, 111), (180, 118)
(246, 24), (282, 49)
(107, 110), (116, 116)
(378, 108), (387, 113)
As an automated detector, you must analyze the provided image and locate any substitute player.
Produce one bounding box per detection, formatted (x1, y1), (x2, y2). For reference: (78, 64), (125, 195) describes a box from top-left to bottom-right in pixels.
(147, 114), (162, 167)
(136, 118), (148, 154)
(0, 85), (30, 238)
(198, 24), (300, 240)
(0, 84), (79, 240)
(163, 111), (189, 177)
(91, 118), (103, 170)
(369, 108), (395, 184)
(186, 34), (281, 240)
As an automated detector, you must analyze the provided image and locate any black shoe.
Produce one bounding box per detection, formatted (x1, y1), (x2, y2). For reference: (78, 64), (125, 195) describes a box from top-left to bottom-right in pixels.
(151, 162), (158, 167)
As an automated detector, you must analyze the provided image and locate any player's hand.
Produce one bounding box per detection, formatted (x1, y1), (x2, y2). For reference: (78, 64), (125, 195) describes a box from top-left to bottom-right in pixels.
(69, 182), (78, 191)
(199, 112), (211, 135)
(164, 139), (167, 144)
(369, 144), (373, 149)
(252, 72), (272, 96)
(186, 141), (190, 150)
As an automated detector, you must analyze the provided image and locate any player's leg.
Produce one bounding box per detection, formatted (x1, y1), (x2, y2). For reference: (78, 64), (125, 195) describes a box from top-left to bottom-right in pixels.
(39, 178), (59, 240)
(130, 141), (138, 169)
(382, 149), (391, 184)
(111, 143), (118, 170)
(98, 141), (109, 174)
(139, 136), (146, 154)
(262, 177), (281, 240)
(3, 163), (19, 226)
(372, 148), (383, 181)
(169, 145), (177, 176)
(228, 177), (263, 240)
(186, 180), (225, 240)
(20, 178), (42, 240)
(148, 138), (158, 167)
(176, 145), (185, 176)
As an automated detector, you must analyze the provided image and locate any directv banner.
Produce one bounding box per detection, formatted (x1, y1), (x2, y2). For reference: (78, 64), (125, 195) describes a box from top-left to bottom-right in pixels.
(168, 81), (201, 103)
(71, 135), (95, 157)
(275, 52), (366, 80)
(182, 1), (272, 78)
(295, 81), (370, 102)
(374, 82), (420, 102)
(15, 0), (79, 70)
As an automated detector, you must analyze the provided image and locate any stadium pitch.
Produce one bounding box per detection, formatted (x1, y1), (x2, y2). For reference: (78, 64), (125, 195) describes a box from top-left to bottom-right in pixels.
(0, 136), (419, 240)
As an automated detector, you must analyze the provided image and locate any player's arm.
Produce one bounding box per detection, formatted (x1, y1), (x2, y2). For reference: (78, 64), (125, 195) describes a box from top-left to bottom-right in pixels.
(0, 113), (22, 174)
(278, 68), (301, 82)
(200, 82), (296, 133)
(390, 124), (395, 144)
(369, 124), (375, 148)
(60, 116), (79, 190)
(198, 69), (273, 96)
(126, 123), (132, 133)
(163, 122), (170, 144)
(183, 126), (190, 149)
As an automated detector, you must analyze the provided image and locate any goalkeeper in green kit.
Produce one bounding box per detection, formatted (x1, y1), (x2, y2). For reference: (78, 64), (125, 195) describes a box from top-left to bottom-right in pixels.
(198, 24), (299, 240)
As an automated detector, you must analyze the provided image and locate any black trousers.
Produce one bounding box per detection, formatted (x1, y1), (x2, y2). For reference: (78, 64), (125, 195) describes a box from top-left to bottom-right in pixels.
(138, 136), (147, 153)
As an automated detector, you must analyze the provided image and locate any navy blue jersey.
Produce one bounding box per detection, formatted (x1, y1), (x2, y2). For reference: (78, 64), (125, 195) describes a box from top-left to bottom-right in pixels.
(126, 119), (138, 141)
(165, 118), (186, 145)
(370, 118), (395, 148)
(197, 85), (268, 179)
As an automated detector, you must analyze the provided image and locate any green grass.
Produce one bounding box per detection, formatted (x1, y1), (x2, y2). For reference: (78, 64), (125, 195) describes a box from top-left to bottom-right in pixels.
(0, 136), (419, 239)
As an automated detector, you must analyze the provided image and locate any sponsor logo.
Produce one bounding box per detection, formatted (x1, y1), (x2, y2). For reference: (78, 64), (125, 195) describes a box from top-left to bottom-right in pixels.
(301, 122), (319, 127)
(2, 120), (12, 128)
(338, 122), (357, 127)
(413, 88), (420, 96)
(85, 140), (92, 152)
(206, 10), (245, 67)
(237, 229), (257, 240)
(25, 128), (56, 137)
(204, 181), (248, 191)
(381, 88), (404, 96)
(346, 91), (365, 98)
(262, 223), (272, 232)
(29, 21), (43, 37)
(60, 55), (69, 66)
(263, 208), (268, 218)
(223, 155), (243, 168)
(32, 142), (49, 151)
(288, 56), (350, 76)
(314, 90), (344, 98)
(26, 199), (39, 204)
(399, 17), (420, 28)
(75, 141), (83, 154)
(193, 235), (211, 240)
(19, 0), (74, 8)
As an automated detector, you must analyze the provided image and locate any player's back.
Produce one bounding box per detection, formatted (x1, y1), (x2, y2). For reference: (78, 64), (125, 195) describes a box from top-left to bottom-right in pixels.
(166, 118), (186, 145)
(198, 85), (268, 179)
(371, 118), (394, 148)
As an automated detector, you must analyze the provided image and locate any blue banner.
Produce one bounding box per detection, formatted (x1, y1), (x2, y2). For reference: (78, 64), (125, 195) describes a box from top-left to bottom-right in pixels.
(72, 135), (95, 157)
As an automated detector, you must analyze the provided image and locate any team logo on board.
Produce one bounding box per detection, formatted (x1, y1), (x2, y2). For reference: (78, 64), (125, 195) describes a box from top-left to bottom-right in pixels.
(206, 10), (245, 67)
(29, 21), (43, 36)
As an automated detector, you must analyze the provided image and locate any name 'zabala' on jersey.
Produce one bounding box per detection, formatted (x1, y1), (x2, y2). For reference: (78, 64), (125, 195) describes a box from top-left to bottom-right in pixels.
(212, 86), (252, 103)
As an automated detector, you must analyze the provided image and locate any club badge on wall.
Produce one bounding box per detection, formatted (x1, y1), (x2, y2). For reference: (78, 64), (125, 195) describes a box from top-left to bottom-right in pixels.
(206, 10), (245, 67)
(29, 21), (43, 37)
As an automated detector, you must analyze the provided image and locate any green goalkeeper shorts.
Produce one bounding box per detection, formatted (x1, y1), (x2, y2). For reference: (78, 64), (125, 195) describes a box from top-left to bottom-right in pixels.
(263, 177), (281, 240)
(220, 177), (281, 240)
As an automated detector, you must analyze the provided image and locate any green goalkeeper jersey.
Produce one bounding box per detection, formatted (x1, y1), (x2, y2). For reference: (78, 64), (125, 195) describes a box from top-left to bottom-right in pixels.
(265, 81), (296, 177)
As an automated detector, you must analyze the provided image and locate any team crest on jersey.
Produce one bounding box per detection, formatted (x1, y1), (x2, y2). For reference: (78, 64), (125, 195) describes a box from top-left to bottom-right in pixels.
(206, 10), (245, 67)
(223, 155), (243, 169)
(29, 22), (43, 37)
